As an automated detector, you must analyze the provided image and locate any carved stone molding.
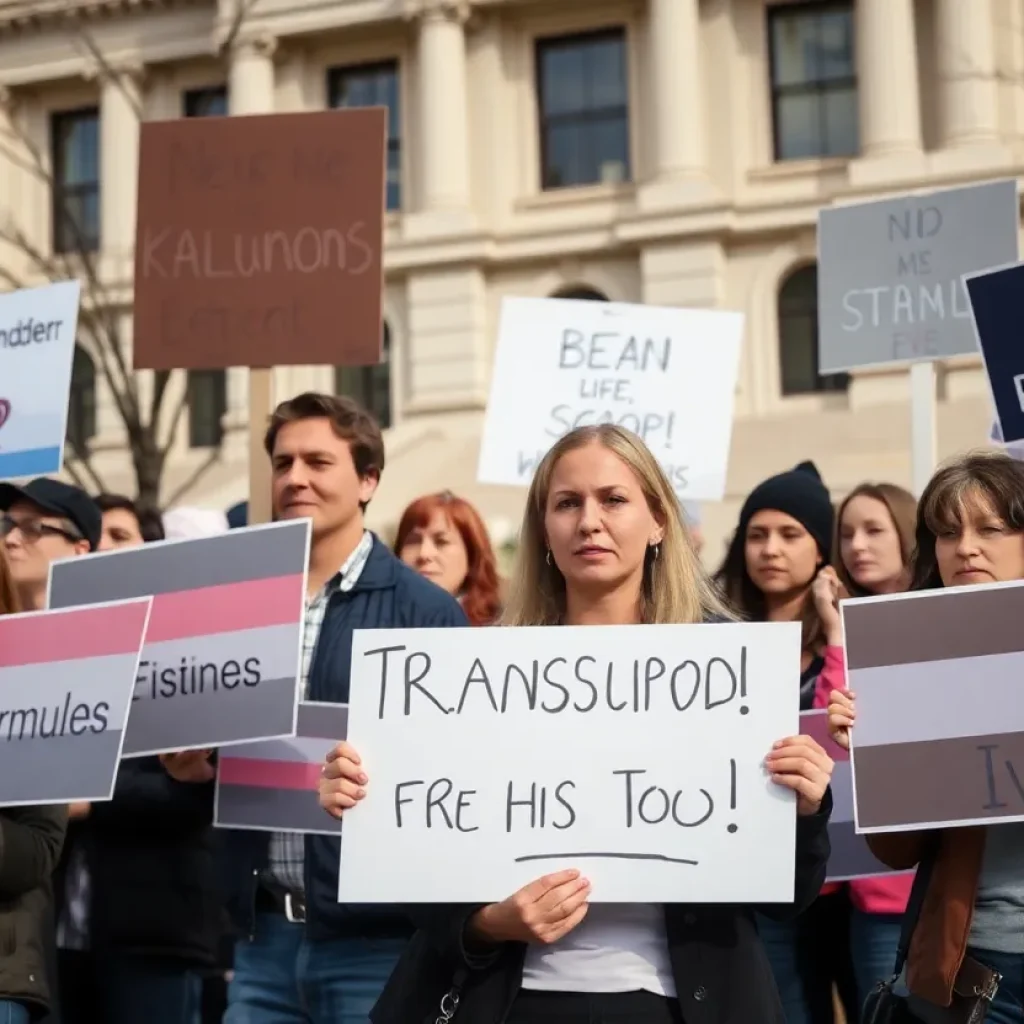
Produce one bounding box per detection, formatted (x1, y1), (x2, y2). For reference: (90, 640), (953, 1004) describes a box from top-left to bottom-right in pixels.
(222, 27), (277, 60)
(403, 0), (471, 26)
(81, 56), (146, 87)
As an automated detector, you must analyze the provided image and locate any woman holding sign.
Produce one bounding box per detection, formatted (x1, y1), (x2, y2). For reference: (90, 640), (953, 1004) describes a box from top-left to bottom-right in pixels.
(321, 425), (835, 1024)
(828, 451), (1024, 1024)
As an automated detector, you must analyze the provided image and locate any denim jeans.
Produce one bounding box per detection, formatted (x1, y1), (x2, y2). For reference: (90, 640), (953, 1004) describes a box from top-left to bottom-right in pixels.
(969, 948), (1024, 1024)
(0, 1002), (29, 1024)
(225, 913), (406, 1024)
(849, 909), (902, 1006)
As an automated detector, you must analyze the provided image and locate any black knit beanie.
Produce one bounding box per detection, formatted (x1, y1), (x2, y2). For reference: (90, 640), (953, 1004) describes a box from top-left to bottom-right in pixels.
(737, 461), (834, 562)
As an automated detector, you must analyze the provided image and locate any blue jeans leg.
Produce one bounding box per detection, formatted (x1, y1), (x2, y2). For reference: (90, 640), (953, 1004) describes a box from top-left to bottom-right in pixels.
(967, 948), (1024, 1024)
(757, 914), (812, 1024)
(849, 909), (902, 1007)
(225, 914), (305, 1024)
(301, 936), (407, 1024)
(0, 1002), (30, 1024)
(98, 954), (202, 1024)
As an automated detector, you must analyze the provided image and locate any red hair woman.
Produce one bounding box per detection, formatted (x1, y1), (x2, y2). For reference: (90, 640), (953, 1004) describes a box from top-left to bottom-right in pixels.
(394, 491), (502, 626)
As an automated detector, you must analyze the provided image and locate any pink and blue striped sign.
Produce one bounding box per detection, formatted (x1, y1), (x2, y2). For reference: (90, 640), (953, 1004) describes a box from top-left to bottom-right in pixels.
(0, 598), (151, 805)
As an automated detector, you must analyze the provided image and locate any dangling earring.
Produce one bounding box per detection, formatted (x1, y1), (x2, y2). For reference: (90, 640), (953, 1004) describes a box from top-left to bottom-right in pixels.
(651, 543), (660, 562)
(545, 549), (552, 566)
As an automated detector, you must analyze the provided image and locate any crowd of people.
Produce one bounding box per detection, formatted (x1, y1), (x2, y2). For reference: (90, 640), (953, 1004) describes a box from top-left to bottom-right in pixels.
(0, 388), (1019, 1023)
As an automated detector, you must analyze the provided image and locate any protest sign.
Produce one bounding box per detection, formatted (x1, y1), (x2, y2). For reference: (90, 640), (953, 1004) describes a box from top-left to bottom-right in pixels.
(988, 420), (1024, 463)
(214, 702), (346, 835)
(0, 281), (81, 481)
(476, 297), (743, 501)
(844, 580), (1024, 832)
(337, 621), (801, 904)
(48, 520), (309, 757)
(966, 262), (1024, 444)
(817, 179), (1019, 373)
(0, 598), (151, 806)
(132, 108), (386, 371)
(800, 710), (907, 882)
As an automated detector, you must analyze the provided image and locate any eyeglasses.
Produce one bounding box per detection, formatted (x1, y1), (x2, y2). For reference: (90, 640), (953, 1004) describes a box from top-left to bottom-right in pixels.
(0, 514), (82, 545)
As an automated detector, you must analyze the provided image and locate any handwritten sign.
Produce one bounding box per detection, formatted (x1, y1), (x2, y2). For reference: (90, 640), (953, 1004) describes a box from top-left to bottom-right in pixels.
(0, 599), (151, 806)
(0, 281), (80, 481)
(845, 579), (1024, 832)
(476, 298), (743, 501)
(48, 521), (309, 757)
(337, 621), (801, 903)
(132, 109), (386, 371)
(215, 702), (347, 835)
(817, 180), (1019, 373)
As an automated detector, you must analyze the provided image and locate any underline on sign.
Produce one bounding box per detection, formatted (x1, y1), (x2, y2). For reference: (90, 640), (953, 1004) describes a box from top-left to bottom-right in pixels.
(514, 852), (699, 866)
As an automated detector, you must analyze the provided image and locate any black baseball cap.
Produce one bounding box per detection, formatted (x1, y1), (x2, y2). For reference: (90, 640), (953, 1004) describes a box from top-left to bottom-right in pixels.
(0, 478), (103, 551)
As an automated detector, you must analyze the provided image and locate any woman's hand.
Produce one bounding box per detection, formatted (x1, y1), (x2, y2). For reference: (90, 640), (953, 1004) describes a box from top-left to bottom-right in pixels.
(827, 689), (856, 751)
(466, 870), (591, 947)
(160, 750), (215, 783)
(765, 735), (834, 816)
(812, 566), (843, 646)
(318, 741), (367, 819)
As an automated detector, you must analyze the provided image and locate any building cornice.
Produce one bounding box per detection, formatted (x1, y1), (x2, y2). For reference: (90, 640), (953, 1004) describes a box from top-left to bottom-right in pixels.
(0, 0), (209, 36)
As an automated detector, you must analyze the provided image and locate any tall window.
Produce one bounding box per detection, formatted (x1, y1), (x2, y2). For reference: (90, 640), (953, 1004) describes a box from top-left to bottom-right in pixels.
(183, 85), (228, 118)
(328, 62), (401, 211)
(335, 322), (392, 429)
(51, 108), (100, 253)
(768, 2), (858, 161)
(67, 345), (97, 450)
(183, 87), (228, 448)
(186, 371), (226, 448)
(778, 265), (848, 396)
(536, 28), (630, 190)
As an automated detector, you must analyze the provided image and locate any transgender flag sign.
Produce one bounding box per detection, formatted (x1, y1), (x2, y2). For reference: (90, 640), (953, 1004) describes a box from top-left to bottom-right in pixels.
(801, 710), (906, 882)
(48, 520), (309, 757)
(215, 702), (346, 835)
(0, 598), (151, 805)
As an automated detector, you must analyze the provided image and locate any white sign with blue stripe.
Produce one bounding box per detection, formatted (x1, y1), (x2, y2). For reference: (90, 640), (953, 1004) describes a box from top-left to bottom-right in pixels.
(0, 280), (81, 481)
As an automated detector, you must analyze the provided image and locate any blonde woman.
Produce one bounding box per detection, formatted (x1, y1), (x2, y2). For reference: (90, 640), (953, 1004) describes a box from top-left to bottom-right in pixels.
(321, 425), (835, 1024)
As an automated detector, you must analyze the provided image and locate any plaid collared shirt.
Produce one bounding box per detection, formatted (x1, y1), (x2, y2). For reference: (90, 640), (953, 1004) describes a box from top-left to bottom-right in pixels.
(261, 530), (374, 896)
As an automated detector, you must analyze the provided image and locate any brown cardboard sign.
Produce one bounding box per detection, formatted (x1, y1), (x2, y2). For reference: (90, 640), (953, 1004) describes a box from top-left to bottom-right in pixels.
(132, 108), (386, 371)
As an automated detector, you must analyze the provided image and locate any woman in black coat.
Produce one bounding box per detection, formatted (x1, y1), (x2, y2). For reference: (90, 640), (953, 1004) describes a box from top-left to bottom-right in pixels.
(320, 426), (834, 1024)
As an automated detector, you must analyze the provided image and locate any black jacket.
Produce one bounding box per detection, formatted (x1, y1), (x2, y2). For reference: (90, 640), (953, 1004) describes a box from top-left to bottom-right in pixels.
(370, 790), (833, 1024)
(221, 537), (469, 941)
(0, 803), (66, 1017)
(54, 756), (222, 965)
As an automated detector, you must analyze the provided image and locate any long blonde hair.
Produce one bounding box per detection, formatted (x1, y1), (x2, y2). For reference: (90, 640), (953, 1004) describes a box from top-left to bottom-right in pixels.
(501, 425), (735, 626)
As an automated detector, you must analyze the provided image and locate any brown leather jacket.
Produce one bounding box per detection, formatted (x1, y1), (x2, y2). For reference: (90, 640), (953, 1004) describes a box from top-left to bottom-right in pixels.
(867, 826), (986, 1007)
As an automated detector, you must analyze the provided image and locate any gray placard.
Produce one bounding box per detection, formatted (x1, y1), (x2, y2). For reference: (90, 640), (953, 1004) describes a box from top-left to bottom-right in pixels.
(817, 180), (1019, 373)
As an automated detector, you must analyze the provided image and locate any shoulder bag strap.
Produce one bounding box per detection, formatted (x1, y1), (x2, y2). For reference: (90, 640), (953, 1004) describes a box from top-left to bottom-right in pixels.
(892, 835), (939, 977)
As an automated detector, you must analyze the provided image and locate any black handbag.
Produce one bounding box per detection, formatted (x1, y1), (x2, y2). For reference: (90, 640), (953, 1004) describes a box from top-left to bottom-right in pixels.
(861, 840), (1000, 1024)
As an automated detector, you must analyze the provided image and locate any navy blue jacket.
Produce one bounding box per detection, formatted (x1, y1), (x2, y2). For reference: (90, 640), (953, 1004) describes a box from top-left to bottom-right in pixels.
(221, 535), (469, 941)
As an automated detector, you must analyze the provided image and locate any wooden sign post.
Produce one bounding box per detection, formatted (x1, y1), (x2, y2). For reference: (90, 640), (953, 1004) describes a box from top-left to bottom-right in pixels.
(130, 108), (388, 522)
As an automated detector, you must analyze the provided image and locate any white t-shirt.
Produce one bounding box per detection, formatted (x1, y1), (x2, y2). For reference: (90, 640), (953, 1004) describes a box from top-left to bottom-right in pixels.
(521, 904), (677, 996)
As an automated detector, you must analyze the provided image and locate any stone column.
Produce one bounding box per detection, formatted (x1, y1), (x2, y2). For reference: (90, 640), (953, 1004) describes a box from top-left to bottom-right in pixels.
(410, 0), (472, 224)
(856, 0), (922, 158)
(228, 33), (276, 116)
(935, 0), (999, 148)
(648, 0), (705, 179)
(97, 61), (143, 256)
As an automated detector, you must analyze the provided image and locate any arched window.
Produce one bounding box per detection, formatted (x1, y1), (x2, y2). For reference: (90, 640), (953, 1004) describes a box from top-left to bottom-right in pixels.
(187, 370), (227, 448)
(778, 264), (849, 396)
(335, 322), (392, 429)
(66, 344), (97, 450)
(553, 286), (609, 301)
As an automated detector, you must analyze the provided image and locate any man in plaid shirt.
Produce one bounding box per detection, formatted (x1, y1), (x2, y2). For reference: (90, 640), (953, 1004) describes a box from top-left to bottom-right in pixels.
(165, 393), (467, 1024)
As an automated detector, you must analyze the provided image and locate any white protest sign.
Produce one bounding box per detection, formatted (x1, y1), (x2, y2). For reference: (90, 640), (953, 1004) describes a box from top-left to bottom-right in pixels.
(338, 621), (801, 904)
(476, 298), (743, 501)
(0, 281), (81, 481)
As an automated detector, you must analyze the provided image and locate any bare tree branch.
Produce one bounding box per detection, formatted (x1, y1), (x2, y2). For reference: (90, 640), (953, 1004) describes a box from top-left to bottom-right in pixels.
(62, 6), (144, 121)
(219, 0), (263, 55)
(162, 448), (223, 508)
